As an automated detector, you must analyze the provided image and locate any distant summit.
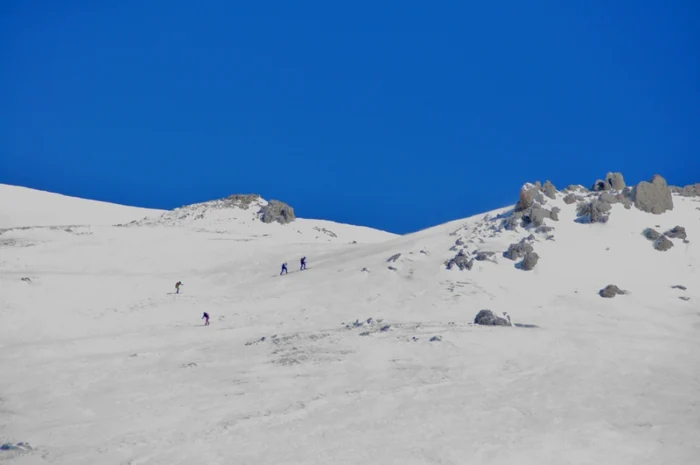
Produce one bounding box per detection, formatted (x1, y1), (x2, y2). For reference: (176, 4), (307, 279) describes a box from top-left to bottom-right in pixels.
(124, 194), (296, 227)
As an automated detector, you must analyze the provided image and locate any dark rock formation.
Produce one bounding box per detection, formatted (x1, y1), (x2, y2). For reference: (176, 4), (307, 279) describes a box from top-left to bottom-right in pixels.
(671, 285), (687, 291)
(445, 250), (473, 270)
(576, 200), (612, 224)
(605, 172), (626, 190)
(475, 251), (496, 261)
(516, 183), (540, 212)
(503, 241), (534, 261)
(632, 174), (674, 214)
(563, 193), (578, 205)
(222, 194), (261, 209)
(258, 200), (296, 224)
(387, 253), (402, 263)
(599, 285), (626, 298)
(643, 228), (661, 241)
(474, 309), (510, 326)
(599, 192), (619, 204)
(654, 236), (674, 251)
(670, 183), (700, 197)
(550, 207), (561, 221)
(520, 252), (539, 271)
(541, 180), (557, 200)
(665, 226), (687, 240)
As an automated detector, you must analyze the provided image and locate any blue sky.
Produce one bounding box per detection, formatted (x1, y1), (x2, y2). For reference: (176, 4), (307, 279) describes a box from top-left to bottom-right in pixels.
(1, 1), (698, 233)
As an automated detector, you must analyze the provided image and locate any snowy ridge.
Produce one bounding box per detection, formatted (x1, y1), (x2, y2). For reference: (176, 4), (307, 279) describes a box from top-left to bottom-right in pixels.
(0, 184), (164, 228)
(1, 175), (699, 464)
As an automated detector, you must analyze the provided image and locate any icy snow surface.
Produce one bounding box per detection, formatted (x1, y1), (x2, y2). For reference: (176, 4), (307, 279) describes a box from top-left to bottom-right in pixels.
(1, 185), (699, 464)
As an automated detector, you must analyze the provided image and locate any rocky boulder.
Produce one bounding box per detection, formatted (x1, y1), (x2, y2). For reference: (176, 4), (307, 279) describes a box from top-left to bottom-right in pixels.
(541, 180), (557, 200)
(258, 200), (296, 224)
(642, 228), (661, 241)
(516, 183), (540, 212)
(563, 193), (578, 205)
(653, 236), (674, 251)
(445, 250), (473, 271)
(665, 226), (687, 240)
(503, 241), (534, 261)
(523, 204), (550, 227)
(474, 309), (511, 326)
(576, 200), (612, 224)
(592, 179), (610, 192)
(598, 192), (619, 204)
(550, 207), (561, 221)
(475, 251), (496, 261)
(632, 174), (673, 214)
(520, 252), (539, 271)
(599, 284), (626, 298)
(605, 172), (626, 190)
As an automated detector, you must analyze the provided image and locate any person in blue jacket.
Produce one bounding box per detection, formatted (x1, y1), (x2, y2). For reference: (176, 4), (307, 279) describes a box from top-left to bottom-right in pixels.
(300, 256), (307, 270)
(280, 263), (288, 275)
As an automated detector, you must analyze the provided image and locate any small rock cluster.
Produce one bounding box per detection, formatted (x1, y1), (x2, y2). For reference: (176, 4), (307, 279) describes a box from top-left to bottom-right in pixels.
(576, 199), (612, 224)
(504, 181), (561, 231)
(642, 225), (687, 251)
(503, 236), (539, 271)
(592, 172), (626, 191)
(445, 249), (473, 270)
(670, 183), (700, 197)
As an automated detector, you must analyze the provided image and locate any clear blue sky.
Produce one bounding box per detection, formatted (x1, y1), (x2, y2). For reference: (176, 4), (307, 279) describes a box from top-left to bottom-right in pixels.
(1, 1), (698, 233)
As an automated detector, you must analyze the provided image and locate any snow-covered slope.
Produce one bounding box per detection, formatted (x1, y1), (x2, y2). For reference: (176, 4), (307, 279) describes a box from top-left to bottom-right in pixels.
(1, 177), (699, 464)
(0, 184), (165, 228)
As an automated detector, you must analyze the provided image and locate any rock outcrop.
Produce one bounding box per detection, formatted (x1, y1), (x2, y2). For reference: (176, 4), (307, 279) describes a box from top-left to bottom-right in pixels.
(665, 226), (687, 240)
(598, 192), (619, 204)
(503, 240), (534, 261)
(642, 228), (661, 241)
(670, 183), (700, 197)
(550, 207), (561, 221)
(632, 174), (673, 214)
(599, 285), (626, 298)
(592, 179), (610, 192)
(520, 252), (539, 271)
(475, 251), (496, 261)
(541, 180), (557, 200)
(576, 200), (612, 224)
(258, 200), (296, 224)
(563, 193), (578, 205)
(605, 172), (626, 190)
(474, 309), (511, 326)
(653, 236), (674, 251)
(222, 194), (261, 209)
(516, 183), (540, 212)
(386, 253), (402, 263)
(445, 250), (473, 270)
(523, 204), (553, 227)
(592, 172), (626, 191)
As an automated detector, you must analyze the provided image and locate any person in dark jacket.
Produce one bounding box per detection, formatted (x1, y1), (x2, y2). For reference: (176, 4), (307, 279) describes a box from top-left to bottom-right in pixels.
(280, 263), (288, 275)
(300, 256), (307, 270)
(202, 312), (210, 326)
